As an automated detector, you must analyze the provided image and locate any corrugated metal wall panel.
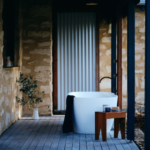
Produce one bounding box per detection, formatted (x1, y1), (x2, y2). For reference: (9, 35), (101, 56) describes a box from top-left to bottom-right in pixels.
(57, 12), (96, 110)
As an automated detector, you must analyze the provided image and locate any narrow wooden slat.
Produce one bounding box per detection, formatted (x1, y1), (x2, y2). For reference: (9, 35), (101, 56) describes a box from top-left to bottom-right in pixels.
(36, 120), (51, 150)
(109, 131), (124, 150)
(5, 119), (33, 149)
(13, 120), (39, 150)
(0, 116), (139, 150)
(0, 120), (24, 149)
(0, 120), (24, 141)
(20, 120), (44, 150)
(43, 118), (57, 150)
(99, 133), (109, 150)
(107, 133), (117, 150)
(28, 121), (48, 150)
(118, 132), (132, 150)
(126, 140), (139, 150)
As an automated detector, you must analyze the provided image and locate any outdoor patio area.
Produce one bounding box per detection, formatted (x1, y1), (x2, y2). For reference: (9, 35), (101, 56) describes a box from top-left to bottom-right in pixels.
(0, 116), (139, 150)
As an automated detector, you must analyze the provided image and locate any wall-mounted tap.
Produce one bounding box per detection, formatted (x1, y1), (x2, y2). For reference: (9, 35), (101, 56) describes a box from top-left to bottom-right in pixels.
(99, 76), (117, 94)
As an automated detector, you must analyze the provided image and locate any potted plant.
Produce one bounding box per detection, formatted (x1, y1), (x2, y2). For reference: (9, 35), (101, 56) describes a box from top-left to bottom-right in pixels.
(16, 73), (47, 119)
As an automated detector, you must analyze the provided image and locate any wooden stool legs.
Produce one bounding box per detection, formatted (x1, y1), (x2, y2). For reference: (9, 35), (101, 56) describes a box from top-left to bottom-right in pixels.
(114, 118), (126, 139)
(95, 113), (107, 141)
(95, 112), (126, 141)
(95, 113), (100, 140)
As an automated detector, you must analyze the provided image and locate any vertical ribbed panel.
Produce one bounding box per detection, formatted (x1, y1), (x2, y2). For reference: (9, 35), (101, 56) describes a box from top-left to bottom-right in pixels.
(57, 12), (96, 110)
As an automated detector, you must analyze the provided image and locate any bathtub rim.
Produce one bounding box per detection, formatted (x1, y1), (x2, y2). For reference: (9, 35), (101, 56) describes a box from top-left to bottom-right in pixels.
(68, 91), (118, 99)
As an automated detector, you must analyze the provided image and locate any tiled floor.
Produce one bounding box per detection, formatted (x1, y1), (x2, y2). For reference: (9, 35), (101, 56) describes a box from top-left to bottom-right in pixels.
(0, 116), (139, 150)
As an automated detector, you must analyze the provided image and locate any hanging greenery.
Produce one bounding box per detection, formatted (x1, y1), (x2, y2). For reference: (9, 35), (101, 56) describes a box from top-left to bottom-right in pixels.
(16, 73), (46, 109)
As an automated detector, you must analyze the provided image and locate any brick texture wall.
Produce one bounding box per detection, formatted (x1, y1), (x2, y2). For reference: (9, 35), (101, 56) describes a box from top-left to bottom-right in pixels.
(22, 2), (52, 115)
(0, 0), (22, 135)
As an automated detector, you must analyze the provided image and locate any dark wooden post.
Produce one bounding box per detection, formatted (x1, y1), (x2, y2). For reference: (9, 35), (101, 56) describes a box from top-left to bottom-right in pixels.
(117, 0), (122, 109)
(111, 17), (117, 94)
(53, 6), (58, 110)
(145, 0), (150, 149)
(127, 0), (135, 141)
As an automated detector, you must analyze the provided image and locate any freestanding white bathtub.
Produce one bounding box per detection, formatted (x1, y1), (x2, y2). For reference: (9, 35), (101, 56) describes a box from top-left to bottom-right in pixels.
(68, 92), (118, 134)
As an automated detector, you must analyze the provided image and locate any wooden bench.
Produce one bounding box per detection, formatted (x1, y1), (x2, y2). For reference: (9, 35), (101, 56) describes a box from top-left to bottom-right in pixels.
(95, 111), (126, 141)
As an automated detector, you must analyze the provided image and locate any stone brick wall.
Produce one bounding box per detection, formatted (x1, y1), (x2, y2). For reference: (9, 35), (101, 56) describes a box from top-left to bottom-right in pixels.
(0, 0), (22, 135)
(21, 4), (145, 115)
(22, 3), (52, 115)
(99, 6), (145, 108)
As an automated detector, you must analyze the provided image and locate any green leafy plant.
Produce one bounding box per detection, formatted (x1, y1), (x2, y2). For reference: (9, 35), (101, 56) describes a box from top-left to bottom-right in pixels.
(16, 73), (45, 108)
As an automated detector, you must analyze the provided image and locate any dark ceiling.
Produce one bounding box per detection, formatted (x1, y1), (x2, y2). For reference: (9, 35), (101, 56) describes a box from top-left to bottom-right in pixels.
(21, 0), (140, 22)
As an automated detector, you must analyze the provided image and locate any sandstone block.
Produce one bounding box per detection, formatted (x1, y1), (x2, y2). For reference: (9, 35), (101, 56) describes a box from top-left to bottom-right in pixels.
(135, 55), (141, 61)
(29, 49), (50, 55)
(122, 75), (127, 96)
(143, 56), (145, 60)
(41, 21), (51, 28)
(135, 70), (143, 73)
(23, 39), (35, 43)
(100, 71), (104, 77)
(0, 84), (2, 93)
(137, 62), (144, 67)
(140, 36), (145, 40)
(5, 96), (9, 106)
(27, 60), (37, 65)
(108, 24), (111, 33)
(38, 42), (51, 47)
(40, 85), (51, 94)
(12, 83), (14, 92)
(135, 77), (139, 87)
(106, 49), (111, 55)
(100, 78), (111, 89)
(135, 20), (141, 27)
(5, 113), (10, 127)
(1, 45), (3, 52)
(4, 87), (7, 93)
(122, 57), (127, 62)
(135, 43), (145, 53)
(122, 48), (126, 54)
(23, 56), (30, 60)
(135, 92), (144, 103)
(123, 29), (127, 34)
(0, 31), (3, 39)
(22, 66), (31, 74)
(8, 85), (11, 95)
(28, 24), (38, 28)
(34, 66), (50, 82)
(100, 52), (103, 56)
(24, 46), (29, 49)
(140, 81), (144, 89)
(28, 31), (50, 38)
(0, 108), (4, 116)
(135, 12), (141, 17)
(0, 95), (4, 106)
(43, 58), (50, 63)
(139, 27), (145, 33)
(102, 37), (111, 43)
(99, 44), (106, 49)
(106, 66), (111, 73)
